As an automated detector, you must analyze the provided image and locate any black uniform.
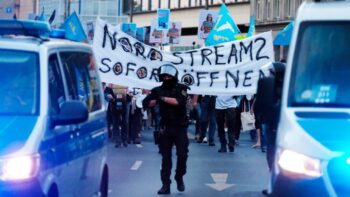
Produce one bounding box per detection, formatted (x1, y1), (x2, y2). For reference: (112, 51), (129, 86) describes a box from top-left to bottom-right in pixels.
(104, 86), (116, 139)
(143, 82), (189, 187)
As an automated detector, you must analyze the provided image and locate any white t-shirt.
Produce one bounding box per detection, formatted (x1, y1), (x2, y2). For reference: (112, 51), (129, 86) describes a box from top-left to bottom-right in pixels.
(215, 95), (238, 109)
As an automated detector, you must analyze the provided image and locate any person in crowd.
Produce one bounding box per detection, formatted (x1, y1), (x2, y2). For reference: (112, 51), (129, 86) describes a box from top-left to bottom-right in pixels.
(215, 95), (239, 153)
(103, 83), (128, 147)
(253, 115), (262, 148)
(240, 94), (257, 144)
(143, 64), (189, 195)
(234, 96), (243, 144)
(255, 61), (286, 195)
(114, 88), (129, 147)
(241, 95), (261, 148)
(192, 95), (202, 142)
(142, 108), (148, 131)
(128, 88), (143, 144)
(193, 95), (217, 146)
(102, 82), (114, 139)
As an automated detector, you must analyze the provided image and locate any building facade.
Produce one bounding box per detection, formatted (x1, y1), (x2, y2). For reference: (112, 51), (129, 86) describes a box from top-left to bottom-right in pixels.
(251, 0), (305, 60)
(36, 0), (127, 31)
(6, 0), (306, 60)
(0, 0), (20, 19)
(129, 0), (251, 51)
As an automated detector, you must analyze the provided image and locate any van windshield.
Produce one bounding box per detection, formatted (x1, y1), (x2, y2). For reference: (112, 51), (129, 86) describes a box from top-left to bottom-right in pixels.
(0, 49), (39, 115)
(288, 21), (350, 107)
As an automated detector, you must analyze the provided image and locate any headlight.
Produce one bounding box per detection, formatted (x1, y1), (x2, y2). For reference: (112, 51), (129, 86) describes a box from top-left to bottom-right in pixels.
(278, 149), (322, 178)
(0, 154), (40, 181)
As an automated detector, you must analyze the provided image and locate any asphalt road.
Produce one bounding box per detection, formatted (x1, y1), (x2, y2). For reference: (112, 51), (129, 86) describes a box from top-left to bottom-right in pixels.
(107, 124), (269, 197)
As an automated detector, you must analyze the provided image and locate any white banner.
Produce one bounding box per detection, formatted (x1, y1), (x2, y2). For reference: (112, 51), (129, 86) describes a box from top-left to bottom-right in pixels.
(93, 18), (275, 95)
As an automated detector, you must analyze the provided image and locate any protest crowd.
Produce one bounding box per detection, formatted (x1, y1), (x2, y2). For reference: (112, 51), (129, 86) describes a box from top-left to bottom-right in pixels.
(93, 3), (289, 195)
(102, 80), (269, 153)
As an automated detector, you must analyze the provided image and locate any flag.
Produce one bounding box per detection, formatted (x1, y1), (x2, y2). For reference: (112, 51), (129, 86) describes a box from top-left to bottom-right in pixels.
(48, 10), (56, 24)
(157, 9), (170, 30)
(60, 11), (87, 42)
(121, 23), (136, 37)
(273, 20), (294, 46)
(38, 8), (46, 21)
(246, 15), (255, 37)
(205, 3), (241, 46)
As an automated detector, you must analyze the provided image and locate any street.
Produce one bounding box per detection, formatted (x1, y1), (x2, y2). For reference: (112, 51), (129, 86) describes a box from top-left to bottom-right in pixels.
(107, 125), (269, 197)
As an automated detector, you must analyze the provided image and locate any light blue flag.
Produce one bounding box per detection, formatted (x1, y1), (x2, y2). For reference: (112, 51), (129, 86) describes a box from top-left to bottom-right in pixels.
(273, 20), (294, 46)
(38, 8), (46, 21)
(246, 15), (255, 37)
(60, 11), (87, 42)
(121, 23), (137, 37)
(205, 3), (241, 46)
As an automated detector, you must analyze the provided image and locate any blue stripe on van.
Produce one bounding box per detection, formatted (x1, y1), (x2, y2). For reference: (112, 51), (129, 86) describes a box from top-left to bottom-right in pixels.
(297, 118), (350, 151)
(39, 117), (107, 169)
(0, 116), (38, 156)
(295, 112), (350, 119)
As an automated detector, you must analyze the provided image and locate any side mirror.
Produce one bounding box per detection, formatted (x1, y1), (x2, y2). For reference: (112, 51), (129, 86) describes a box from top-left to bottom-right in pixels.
(52, 100), (89, 126)
(255, 77), (275, 117)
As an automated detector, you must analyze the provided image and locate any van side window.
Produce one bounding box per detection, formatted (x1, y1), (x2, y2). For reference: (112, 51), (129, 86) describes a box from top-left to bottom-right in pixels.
(48, 54), (66, 115)
(87, 54), (102, 111)
(60, 52), (101, 112)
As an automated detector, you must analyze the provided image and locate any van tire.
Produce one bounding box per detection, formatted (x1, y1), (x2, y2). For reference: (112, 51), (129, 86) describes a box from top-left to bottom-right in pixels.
(48, 184), (59, 197)
(100, 165), (109, 197)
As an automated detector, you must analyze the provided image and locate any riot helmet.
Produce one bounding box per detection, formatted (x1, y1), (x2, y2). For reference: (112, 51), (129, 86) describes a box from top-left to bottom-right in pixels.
(158, 64), (178, 82)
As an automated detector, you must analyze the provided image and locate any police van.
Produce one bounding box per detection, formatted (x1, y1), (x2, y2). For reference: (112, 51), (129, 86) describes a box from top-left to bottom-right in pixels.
(271, 0), (350, 196)
(0, 19), (109, 197)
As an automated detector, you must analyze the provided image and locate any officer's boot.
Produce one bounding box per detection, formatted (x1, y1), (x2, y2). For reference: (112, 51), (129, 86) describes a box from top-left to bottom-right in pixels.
(218, 144), (227, 153)
(175, 175), (185, 192)
(157, 184), (170, 195)
(159, 169), (171, 194)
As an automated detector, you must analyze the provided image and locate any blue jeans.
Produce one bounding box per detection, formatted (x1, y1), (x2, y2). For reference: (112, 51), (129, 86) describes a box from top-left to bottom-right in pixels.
(194, 104), (201, 136)
(261, 123), (268, 151)
(200, 98), (216, 143)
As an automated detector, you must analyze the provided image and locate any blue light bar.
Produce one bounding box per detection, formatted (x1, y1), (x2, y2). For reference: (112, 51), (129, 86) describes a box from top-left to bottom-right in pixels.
(0, 19), (51, 37)
(347, 157), (350, 165)
(50, 29), (66, 39)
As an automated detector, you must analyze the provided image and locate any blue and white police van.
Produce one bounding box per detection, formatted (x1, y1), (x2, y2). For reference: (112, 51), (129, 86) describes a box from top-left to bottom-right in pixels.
(271, 0), (350, 196)
(0, 19), (109, 197)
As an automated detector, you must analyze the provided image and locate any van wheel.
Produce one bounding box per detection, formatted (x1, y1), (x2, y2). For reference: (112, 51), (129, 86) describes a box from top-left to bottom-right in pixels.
(48, 184), (59, 197)
(100, 165), (109, 197)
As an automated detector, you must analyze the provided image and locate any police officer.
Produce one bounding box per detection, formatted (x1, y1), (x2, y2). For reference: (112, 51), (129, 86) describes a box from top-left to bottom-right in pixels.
(143, 64), (189, 195)
(255, 61), (286, 196)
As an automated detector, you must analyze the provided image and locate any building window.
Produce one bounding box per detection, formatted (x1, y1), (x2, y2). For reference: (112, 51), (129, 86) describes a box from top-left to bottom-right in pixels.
(170, 0), (178, 9)
(285, 0), (292, 18)
(180, 0), (188, 8)
(266, 0), (271, 20)
(93, 2), (99, 15)
(134, 0), (142, 12)
(274, 0), (280, 19)
(160, 0), (168, 8)
(256, 0), (261, 21)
